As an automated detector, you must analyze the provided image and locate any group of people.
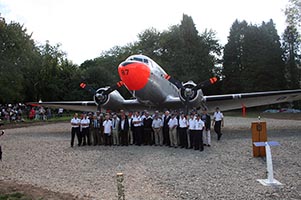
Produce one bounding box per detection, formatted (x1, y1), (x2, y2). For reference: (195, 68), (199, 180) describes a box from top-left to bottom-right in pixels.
(70, 107), (224, 151)
(0, 103), (26, 122)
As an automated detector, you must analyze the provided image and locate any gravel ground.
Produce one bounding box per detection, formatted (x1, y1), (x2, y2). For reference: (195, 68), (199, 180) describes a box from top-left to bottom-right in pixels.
(0, 116), (300, 200)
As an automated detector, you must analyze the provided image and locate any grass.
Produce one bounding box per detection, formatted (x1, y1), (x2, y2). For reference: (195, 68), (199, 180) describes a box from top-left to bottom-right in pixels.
(0, 114), (72, 127)
(0, 192), (31, 200)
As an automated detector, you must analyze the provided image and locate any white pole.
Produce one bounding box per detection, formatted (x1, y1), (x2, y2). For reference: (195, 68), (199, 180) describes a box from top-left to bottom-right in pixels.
(265, 142), (274, 183)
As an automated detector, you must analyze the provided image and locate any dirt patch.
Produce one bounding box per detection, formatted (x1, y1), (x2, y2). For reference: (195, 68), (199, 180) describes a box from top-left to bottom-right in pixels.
(0, 180), (82, 200)
(0, 121), (68, 130)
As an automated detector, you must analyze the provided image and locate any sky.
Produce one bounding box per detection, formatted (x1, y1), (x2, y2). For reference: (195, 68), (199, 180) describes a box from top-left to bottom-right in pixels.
(0, 0), (289, 65)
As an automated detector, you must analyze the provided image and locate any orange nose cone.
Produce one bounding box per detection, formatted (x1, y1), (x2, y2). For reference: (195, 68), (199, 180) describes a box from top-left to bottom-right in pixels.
(118, 61), (150, 91)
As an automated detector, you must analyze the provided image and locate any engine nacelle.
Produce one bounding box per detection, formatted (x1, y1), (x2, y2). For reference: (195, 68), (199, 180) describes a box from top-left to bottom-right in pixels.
(93, 87), (125, 109)
(179, 81), (204, 106)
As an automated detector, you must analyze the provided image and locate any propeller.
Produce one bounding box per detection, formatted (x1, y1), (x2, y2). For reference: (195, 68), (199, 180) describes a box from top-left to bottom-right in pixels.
(80, 81), (124, 111)
(164, 74), (219, 114)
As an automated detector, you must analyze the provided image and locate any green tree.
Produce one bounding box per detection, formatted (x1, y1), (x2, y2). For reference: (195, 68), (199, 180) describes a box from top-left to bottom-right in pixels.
(282, 0), (301, 88)
(159, 14), (221, 86)
(222, 20), (248, 93)
(0, 17), (38, 103)
(223, 20), (286, 93)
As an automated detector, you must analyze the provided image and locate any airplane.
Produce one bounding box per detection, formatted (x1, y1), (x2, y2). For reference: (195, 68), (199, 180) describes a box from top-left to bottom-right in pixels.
(34, 54), (301, 113)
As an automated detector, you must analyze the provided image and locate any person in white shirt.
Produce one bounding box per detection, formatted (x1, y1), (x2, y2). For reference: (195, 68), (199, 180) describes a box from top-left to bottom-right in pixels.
(168, 114), (178, 148)
(188, 114), (196, 149)
(152, 114), (163, 146)
(178, 113), (188, 148)
(132, 111), (142, 145)
(212, 107), (224, 141)
(195, 114), (205, 151)
(80, 114), (90, 146)
(103, 114), (113, 146)
(70, 113), (81, 147)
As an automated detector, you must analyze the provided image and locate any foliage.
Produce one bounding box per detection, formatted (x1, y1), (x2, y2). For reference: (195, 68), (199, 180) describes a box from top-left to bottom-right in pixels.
(282, 0), (301, 88)
(222, 20), (286, 93)
(0, 192), (31, 200)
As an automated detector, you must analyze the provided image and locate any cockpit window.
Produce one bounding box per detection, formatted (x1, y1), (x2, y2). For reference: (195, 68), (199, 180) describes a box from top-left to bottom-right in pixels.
(129, 56), (149, 64)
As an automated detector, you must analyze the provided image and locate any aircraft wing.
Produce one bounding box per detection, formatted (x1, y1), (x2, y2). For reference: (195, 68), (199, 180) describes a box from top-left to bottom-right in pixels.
(27, 101), (97, 112)
(204, 89), (301, 112)
(28, 99), (149, 112)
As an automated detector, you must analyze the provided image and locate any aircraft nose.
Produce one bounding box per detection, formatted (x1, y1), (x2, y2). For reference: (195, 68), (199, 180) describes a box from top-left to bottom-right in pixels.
(118, 61), (150, 91)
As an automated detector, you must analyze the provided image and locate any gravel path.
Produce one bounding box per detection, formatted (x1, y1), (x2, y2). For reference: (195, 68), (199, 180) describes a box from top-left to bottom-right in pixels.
(0, 116), (300, 200)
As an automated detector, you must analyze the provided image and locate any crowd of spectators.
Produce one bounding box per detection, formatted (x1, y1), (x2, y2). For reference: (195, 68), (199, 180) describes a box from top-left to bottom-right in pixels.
(0, 103), (64, 123)
(0, 103), (26, 122)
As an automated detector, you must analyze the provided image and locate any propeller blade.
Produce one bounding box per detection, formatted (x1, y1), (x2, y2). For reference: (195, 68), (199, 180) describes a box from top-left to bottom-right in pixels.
(164, 74), (185, 90)
(80, 82), (96, 94)
(103, 81), (124, 95)
(193, 77), (219, 91)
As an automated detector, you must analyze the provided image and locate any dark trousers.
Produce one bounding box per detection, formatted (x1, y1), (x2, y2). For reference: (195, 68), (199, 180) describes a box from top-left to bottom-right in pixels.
(92, 127), (100, 145)
(179, 128), (188, 148)
(189, 130), (194, 148)
(214, 121), (222, 140)
(134, 126), (142, 145)
(0, 145), (2, 160)
(193, 130), (204, 151)
(119, 130), (129, 146)
(71, 127), (80, 147)
(163, 126), (170, 146)
(82, 128), (91, 146)
(143, 128), (152, 145)
(104, 134), (112, 146)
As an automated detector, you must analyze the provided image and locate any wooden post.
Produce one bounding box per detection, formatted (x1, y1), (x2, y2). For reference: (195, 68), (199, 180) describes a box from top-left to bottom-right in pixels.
(251, 121), (267, 157)
(117, 173), (125, 200)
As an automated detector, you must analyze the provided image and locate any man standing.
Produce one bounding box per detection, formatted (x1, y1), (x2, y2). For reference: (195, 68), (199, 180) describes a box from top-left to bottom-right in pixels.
(168, 113), (178, 148)
(162, 111), (171, 146)
(119, 113), (129, 146)
(195, 114), (205, 151)
(103, 114), (113, 146)
(212, 107), (224, 141)
(143, 112), (153, 145)
(0, 130), (4, 161)
(188, 114), (196, 149)
(152, 114), (163, 146)
(178, 113), (188, 148)
(92, 115), (101, 146)
(112, 114), (120, 145)
(201, 108), (211, 147)
(70, 113), (81, 147)
(81, 114), (91, 146)
(132, 111), (142, 145)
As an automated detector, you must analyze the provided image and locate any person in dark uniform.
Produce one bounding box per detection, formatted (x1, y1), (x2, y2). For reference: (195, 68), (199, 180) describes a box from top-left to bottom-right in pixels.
(70, 113), (81, 147)
(118, 113), (129, 146)
(143, 112), (153, 145)
(212, 107), (224, 141)
(0, 130), (4, 161)
(162, 111), (171, 146)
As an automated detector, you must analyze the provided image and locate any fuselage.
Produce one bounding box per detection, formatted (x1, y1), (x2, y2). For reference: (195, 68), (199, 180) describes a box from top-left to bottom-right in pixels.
(118, 55), (179, 107)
